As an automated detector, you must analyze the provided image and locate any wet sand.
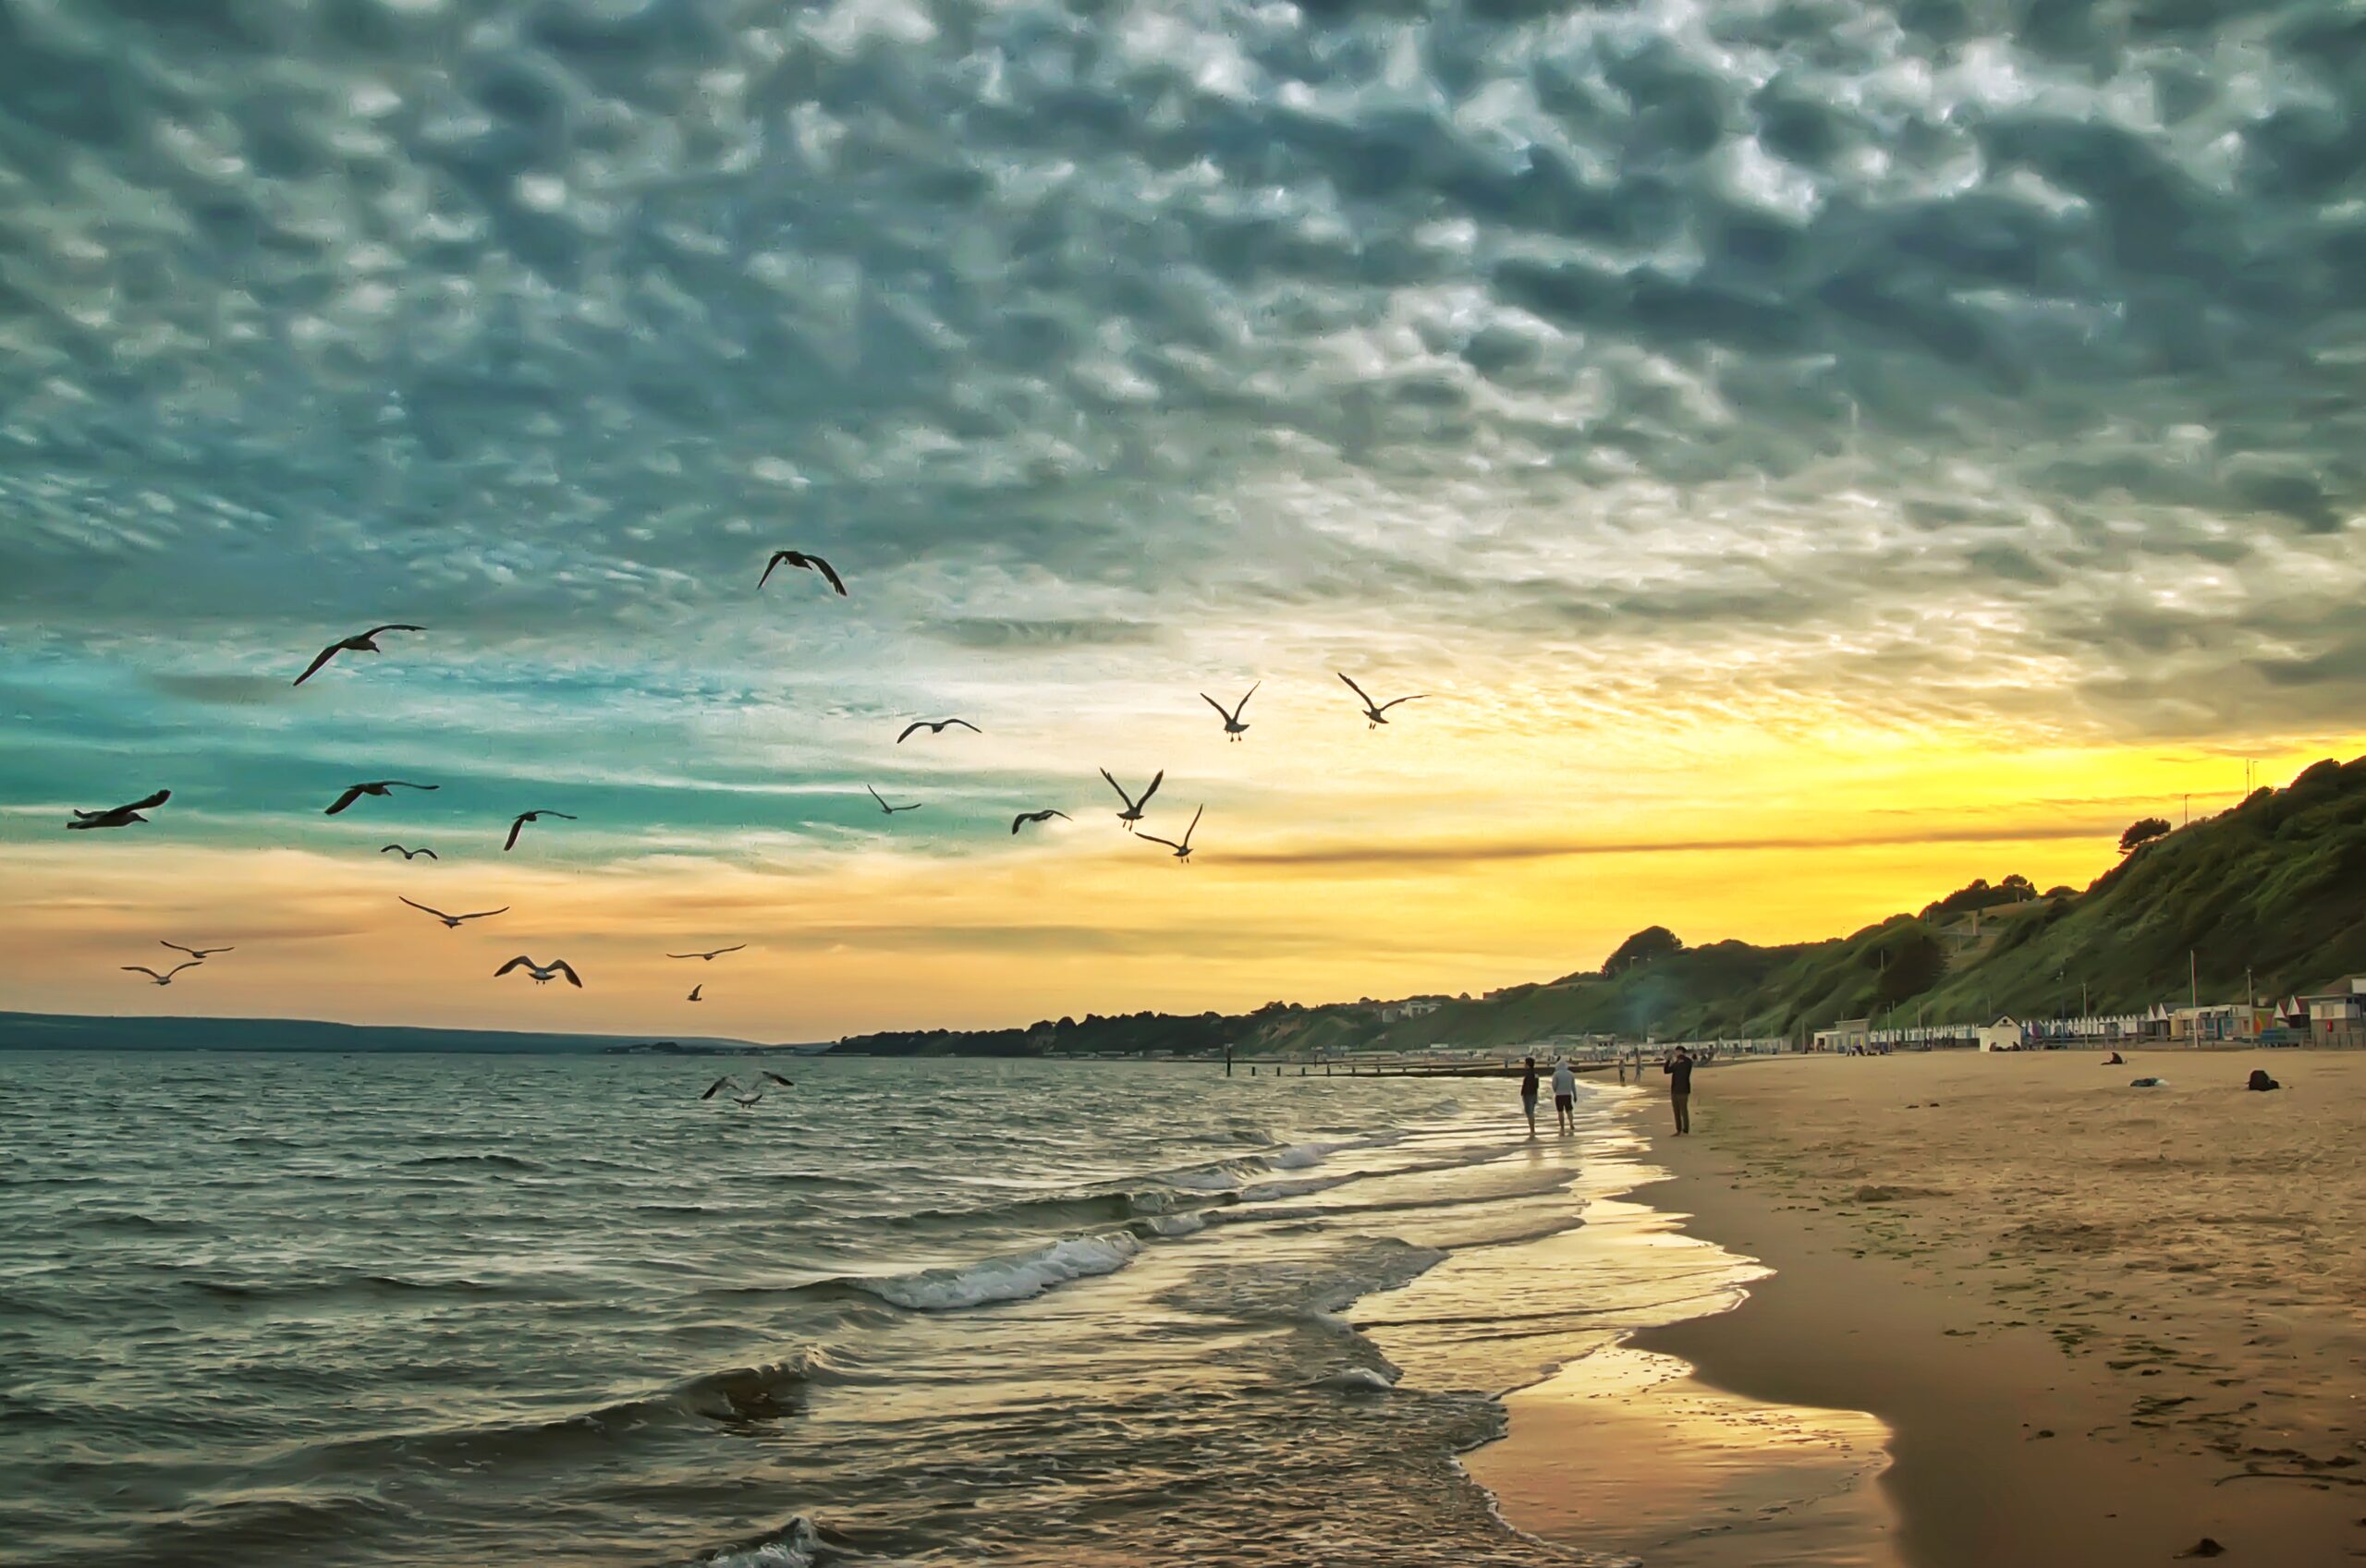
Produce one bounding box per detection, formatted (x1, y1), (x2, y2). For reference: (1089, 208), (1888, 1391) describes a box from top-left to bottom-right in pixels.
(1480, 1051), (2366, 1566)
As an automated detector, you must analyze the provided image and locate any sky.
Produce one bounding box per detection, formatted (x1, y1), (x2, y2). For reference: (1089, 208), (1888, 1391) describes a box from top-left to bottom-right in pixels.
(3, 0), (2362, 1039)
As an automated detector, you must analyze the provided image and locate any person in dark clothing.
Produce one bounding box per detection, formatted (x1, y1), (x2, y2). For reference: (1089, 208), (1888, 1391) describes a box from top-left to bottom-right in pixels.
(1518, 1056), (1540, 1136)
(1662, 1047), (1694, 1135)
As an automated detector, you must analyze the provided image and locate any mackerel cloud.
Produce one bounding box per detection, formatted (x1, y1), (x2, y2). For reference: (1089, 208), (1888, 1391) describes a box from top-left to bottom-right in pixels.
(2, 0), (2361, 750)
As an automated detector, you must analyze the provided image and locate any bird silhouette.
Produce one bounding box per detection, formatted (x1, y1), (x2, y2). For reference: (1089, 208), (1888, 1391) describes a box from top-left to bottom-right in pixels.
(67, 789), (170, 831)
(758, 550), (848, 596)
(122, 962), (201, 986)
(1011, 808), (1070, 834)
(897, 718), (980, 744)
(400, 896), (508, 929)
(1139, 805), (1203, 863)
(702, 1071), (793, 1107)
(666, 945), (746, 961)
(1201, 682), (1257, 741)
(1099, 769), (1164, 832)
(504, 809), (577, 851)
(380, 845), (438, 860)
(293, 625), (424, 687)
(1337, 672), (1426, 728)
(688, 984), (703, 1003)
(866, 785), (922, 814)
(325, 781), (438, 815)
(494, 956), (582, 988)
(160, 942), (233, 959)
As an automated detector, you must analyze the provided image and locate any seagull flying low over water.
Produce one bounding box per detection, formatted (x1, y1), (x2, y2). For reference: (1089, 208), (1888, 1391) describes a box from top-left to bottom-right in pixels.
(1201, 682), (1257, 741)
(688, 984), (703, 1003)
(123, 961), (201, 986)
(495, 956), (582, 988)
(67, 789), (169, 830)
(758, 550), (848, 596)
(380, 845), (437, 860)
(1011, 808), (1069, 834)
(897, 718), (980, 744)
(504, 809), (577, 852)
(867, 785), (921, 814)
(293, 625), (424, 687)
(702, 1071), (794, 1107)
(1100, 769), (1163, 832)
(161, 942), (234, 959)
(667, 944), (746, 961)
(400, 896), (509, 929)
(1338, 672), (1427, 729)
(325, 780), (438, 815)
(1139, 805), (1203, 863)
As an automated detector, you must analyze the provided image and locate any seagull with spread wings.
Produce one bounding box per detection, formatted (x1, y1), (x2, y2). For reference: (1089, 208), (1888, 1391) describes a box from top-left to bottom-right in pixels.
(380, 845), (437, 860)
(325, 780), (438, 815)
(1337, 672), (1427, 729)
(1201, 682), (1257, 742)
(293, 625), (424, 687)
(896, 718), (980, 744)
(160, 942), (234, 959)
(67, 789), (170, 831)
(123, 961), (202, 986)
(495, 956), (582, 988)
(1139, 805), (1202, 863)
(1099, 769), (1163, 832)
(758, 550), (848, 596)
(701, 1070), (794, 1108)
(667, 944), (746, 961)
(688, 984), (703, 1003)
(504, 809), (577, 851)
(866, 785), (922, 815)
(400, 896), (508, 929)
(1011, 808), (1069, 835)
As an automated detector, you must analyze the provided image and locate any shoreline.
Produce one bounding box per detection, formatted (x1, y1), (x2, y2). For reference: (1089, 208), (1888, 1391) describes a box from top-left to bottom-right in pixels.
(1477, 1053), (2366, 1566)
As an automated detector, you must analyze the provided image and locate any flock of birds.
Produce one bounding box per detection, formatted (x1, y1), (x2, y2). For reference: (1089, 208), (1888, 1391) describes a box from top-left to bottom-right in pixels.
(65, 549), (1432, 1097)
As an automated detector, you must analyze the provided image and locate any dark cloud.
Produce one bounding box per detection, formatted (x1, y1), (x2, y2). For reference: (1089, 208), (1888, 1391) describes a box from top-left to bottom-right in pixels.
(1227, 820), (2115, 872)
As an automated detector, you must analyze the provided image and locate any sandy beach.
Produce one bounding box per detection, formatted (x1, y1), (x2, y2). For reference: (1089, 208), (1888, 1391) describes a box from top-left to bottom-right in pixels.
(1477, 1051), (2366, 1566)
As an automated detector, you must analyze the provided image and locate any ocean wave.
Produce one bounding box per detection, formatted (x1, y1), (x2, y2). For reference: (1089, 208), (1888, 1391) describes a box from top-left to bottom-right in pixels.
(396, 1153), (543, 1173)
(856, 1234), (1142, 1311)
(694, 1515), (825, 1568)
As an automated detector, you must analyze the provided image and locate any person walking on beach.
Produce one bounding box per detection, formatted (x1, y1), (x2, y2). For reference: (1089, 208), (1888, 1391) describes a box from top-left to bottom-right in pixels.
(1551, 1058), (1578, 1133)
(1518, 1056), (1540, 1136)
(1662, 1046), (1694, 1136)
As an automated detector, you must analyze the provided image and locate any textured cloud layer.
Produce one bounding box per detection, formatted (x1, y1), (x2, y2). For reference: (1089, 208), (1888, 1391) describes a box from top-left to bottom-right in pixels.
(2, 0), (2362, 1026)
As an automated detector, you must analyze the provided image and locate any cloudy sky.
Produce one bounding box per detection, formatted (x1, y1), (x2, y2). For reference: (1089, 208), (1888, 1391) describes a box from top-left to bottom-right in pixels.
(4, 0), (2360, 1039)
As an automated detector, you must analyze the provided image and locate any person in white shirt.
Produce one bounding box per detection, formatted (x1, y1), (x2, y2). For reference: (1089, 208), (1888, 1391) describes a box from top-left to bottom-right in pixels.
(1550, 1059), (1578, 1133)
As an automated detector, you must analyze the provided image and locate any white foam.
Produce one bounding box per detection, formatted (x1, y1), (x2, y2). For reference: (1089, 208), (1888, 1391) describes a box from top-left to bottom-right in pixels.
(701, 1516), (819, 1568)
(1145, 1213), (1206, 1237)
(1237, 1173), (1354, 1203)
(862, 1234), (1142, 1311)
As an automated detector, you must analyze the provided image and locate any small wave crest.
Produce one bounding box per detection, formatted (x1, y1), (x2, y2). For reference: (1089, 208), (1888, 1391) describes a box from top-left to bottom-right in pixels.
(857, 1233), (1142, 1311)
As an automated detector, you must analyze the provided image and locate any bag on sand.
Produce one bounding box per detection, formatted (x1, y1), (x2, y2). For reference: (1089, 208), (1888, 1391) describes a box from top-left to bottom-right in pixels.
(2246, 1069), (2280, 1092)
(2128, 1076), (2165, 1088)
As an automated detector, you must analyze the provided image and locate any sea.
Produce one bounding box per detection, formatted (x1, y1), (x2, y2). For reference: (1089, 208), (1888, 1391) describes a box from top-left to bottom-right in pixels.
(0, 1052), (1779, 1568)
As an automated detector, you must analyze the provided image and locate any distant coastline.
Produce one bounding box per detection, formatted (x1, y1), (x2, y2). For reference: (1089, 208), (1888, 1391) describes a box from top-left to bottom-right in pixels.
(0, 1010), (815, 1056)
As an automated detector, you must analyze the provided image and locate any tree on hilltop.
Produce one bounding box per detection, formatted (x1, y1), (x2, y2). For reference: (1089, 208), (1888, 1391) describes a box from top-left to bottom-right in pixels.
(2118, 817), (2172, 856)
(1604, 925), (1684, 974)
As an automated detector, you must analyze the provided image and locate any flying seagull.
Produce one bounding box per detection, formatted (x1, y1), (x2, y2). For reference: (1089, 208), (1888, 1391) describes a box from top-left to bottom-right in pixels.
(667, 944), (746, 961)
(67, 789), (170, 831)
(380, 845), (438, 860)
(504, 809), (577, 852)
(1011, 808), (1070, 835)
(1100, 768), (1163, 832)
(400, 896), (509, 929)
(1201, 682), (1258, 742)
(1338, 672), (1427, 729)
(293, 625), (424, 687)
(494, 956), (582, 988)
(758, 550), (848, 596)
(897, 718), (980, 744)
(688, 984), (703, 1003)
(866, 785), (922, 815)
(160, 942), (234, 959)
(1139, 805), (1203, 863)
(325, 780), (438, 815)
(701, 1070), (794, 1108)
(123, 961), (201, 986)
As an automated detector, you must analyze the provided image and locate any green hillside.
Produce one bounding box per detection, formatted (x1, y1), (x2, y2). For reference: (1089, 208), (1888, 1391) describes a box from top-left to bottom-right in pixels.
(831, 755), (2366, 1057)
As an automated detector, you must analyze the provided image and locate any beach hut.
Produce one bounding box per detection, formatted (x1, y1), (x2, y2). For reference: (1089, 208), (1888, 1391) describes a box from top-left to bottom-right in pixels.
(1975, 1016), (2024, 1051)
